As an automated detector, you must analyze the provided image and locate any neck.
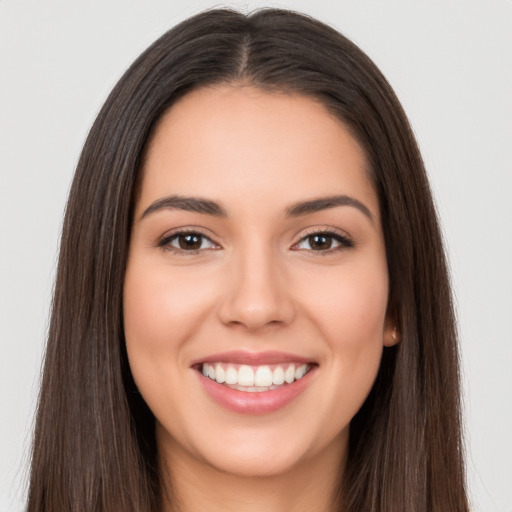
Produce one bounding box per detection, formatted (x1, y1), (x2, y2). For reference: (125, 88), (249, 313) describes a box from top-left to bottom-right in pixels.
(158, 433), (347, 512)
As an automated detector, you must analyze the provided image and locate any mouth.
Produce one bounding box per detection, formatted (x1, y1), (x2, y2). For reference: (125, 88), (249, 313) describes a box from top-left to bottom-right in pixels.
(198, 362), (312, 392)
(192, 351), (317, 414)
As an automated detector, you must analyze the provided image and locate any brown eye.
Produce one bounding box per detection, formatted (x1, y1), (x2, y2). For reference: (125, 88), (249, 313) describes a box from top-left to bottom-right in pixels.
(293, 231), (354, 252)
(307, 234), (333, 250)
(159, 231), (218, 253)
(178, 233), (203, 250)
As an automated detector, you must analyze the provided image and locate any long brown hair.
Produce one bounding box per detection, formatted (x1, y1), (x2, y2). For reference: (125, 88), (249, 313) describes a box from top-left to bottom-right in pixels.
(28, 8), (468, 511)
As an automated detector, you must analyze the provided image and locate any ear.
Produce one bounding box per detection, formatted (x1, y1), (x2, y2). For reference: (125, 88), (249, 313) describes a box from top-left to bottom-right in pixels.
(383, 316), (400, 347)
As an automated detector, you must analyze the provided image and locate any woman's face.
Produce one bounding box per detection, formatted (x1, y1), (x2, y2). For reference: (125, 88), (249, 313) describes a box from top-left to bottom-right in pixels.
(124, 85), (395, 478)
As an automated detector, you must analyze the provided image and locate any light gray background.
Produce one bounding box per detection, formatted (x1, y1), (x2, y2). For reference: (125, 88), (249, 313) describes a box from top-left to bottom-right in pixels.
(1, 1), (511, 511)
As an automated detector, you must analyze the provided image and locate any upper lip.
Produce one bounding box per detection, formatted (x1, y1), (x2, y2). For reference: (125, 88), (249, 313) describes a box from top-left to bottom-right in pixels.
(191, 350), (315, 366)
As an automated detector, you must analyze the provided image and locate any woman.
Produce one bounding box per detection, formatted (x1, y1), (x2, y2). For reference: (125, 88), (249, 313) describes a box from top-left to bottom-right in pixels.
(27, 8), (469, 512)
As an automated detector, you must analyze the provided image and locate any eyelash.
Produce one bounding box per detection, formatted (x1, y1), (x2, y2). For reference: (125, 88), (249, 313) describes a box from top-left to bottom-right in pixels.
(157, 229), (219, 255)
(157, 228), (354, 255)
(291, 228), (354, 254)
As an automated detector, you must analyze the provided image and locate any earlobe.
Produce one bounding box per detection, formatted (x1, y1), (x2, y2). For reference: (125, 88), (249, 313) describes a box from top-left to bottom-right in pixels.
(384, 324), (400, 347)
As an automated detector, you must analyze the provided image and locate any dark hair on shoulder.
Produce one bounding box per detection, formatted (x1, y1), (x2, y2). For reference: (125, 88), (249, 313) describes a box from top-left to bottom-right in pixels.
(28, 8), (469, 512)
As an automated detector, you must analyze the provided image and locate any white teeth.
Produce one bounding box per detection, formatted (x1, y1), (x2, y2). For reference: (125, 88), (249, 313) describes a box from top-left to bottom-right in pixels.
(238, 365), (255, 386)
(201, 362), (311, 390)
(254, 366), (273, 387)
(215, 363), (225, 384)
(272, 366), (285, 385)
(284, 365), (295, 384)
(225, 366), (237, 385)
(295, 364), (308, 380)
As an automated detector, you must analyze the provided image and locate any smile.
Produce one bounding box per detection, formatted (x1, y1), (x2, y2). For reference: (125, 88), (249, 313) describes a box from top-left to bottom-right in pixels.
(194, 352), (318, 414)
(201, 362), (311, 392)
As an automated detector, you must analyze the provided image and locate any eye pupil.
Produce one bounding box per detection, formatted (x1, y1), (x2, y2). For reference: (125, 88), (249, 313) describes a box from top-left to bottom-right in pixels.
(179, 234), (202, 250)
(309, 234), (332, 250)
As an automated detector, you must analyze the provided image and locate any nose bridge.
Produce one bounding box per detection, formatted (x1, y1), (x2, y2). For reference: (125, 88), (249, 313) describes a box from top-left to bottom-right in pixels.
(218, 236), (294, 329)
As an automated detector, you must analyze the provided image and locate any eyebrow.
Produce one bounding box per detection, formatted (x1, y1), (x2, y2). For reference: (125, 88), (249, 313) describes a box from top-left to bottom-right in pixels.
(140, 195), (227, 220)
(285, 195), (374, 223)
(139, 193), (374, 223)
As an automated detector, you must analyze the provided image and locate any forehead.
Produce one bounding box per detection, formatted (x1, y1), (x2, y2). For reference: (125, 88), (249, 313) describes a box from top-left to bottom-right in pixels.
(138, 85), (378, 218)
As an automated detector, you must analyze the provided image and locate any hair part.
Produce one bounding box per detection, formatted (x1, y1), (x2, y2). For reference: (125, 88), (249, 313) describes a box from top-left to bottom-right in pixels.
(28, 8), (468, 512)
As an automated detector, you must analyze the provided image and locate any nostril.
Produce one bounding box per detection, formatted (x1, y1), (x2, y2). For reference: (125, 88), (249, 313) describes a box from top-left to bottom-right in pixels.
(218, 298), (296, 331)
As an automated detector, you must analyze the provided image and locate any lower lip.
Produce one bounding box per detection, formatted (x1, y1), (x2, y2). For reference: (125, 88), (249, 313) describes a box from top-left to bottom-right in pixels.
(197, 366), (316, 414)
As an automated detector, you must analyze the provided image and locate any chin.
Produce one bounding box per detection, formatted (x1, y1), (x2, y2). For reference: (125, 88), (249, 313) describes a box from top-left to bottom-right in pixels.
(165, 418), (349, 481)
(200, 441), (314, 478)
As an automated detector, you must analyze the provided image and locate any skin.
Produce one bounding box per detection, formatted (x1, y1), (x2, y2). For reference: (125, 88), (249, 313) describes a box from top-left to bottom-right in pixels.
(124, 85), (397, 512)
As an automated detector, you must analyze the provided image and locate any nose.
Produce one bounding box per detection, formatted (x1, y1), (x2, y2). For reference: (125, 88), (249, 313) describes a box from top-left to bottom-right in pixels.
(217, 243), (296, 331)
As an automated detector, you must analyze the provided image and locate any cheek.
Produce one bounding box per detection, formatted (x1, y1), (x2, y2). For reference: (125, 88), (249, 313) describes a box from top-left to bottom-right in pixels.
(303, 262), (388, 341)
(122, 257), (220, 422)
(122, 258), (218, 413)
(123, 259), (216, 355)
(299, 261), (388, 393)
